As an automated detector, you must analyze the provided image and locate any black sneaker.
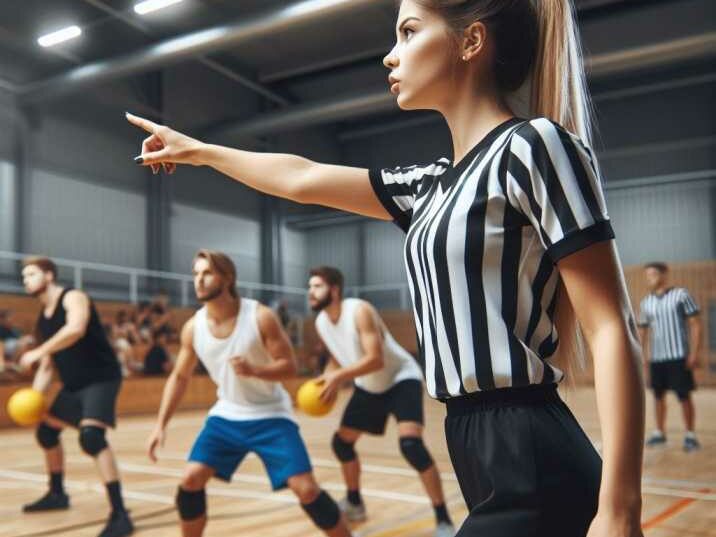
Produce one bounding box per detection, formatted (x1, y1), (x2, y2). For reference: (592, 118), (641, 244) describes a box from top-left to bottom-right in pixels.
(646, 432), (666, 447)
(22, 491), (70, 512)
(683, 436), (701, 453)
(98, 510), (134, 537)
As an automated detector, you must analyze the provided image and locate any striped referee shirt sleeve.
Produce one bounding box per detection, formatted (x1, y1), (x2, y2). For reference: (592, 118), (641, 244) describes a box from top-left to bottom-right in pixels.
(679, 289), (700, 317)
(369, 160), (449, 232)
(504, 118), (615, 264)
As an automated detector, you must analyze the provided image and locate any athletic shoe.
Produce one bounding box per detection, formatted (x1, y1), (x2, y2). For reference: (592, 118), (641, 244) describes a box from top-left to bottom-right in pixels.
(683, 436), (701, 453)
(22, 491), (70, 512)
(98, 509), (134, 537)
(645, 431), (666, 447)
(338, 497), (367, 522)
(434, 521), (456, 537)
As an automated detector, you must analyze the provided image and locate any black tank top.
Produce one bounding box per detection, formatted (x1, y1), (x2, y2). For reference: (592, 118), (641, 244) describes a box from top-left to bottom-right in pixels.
(36, 288), (121, 390)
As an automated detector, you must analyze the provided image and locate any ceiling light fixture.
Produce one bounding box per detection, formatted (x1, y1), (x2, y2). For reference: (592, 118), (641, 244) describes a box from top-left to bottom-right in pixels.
(37, 25), (82, 47)
(134, 0), (184, 16)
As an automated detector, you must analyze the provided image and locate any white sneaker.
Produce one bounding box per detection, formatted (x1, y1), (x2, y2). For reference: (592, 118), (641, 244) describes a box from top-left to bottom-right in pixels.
(338, 497), (367, 522)
(434, 521), (455, 537)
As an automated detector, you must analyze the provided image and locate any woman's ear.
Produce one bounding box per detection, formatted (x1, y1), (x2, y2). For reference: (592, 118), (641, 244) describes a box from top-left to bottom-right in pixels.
(461, 20), (487, 61)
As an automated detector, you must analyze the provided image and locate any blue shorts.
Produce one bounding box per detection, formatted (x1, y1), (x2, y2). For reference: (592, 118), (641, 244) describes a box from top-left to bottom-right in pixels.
(188, 416), (312, 490)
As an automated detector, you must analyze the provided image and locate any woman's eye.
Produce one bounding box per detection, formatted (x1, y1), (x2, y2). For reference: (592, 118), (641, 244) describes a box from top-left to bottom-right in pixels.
(402, 28), (414, 39)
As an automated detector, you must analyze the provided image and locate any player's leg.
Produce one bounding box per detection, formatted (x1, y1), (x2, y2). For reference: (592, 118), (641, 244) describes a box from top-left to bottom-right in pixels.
(287, 472), (351, 537)
(392, 380), (454, 535)
(23, 414), (70, 512)
(182, 415), (247, 537)
(177, 463), (215, 537)
(253, 418), (351, 536)
(646, 362), (668, 446)
(676, 361), (699, 451)
(333, 427), (362, 510)
(333, 386), (388, 521)
(77, 379), (133, 537)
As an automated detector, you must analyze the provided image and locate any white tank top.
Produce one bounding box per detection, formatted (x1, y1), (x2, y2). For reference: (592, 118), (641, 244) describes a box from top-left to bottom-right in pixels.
(315, 298), (422, 394)
(193, 298), (294, 422)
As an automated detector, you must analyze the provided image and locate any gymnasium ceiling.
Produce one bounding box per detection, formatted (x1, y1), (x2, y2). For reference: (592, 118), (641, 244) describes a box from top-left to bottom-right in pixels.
(0, 0), (713, 136)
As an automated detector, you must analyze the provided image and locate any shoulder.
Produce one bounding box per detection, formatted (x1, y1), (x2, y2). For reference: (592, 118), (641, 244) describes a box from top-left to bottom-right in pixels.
(508, 117), (591, 153)
(255, 303), (281, 332)
(353, 300), (378, 327)
(63, 289), (90, 309)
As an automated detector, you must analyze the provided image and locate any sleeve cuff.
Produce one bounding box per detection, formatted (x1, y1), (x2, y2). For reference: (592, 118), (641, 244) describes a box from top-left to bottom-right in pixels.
(685, 310), (701, 318)
(548, 220), (615, 264)
(368, 168), (411, 232)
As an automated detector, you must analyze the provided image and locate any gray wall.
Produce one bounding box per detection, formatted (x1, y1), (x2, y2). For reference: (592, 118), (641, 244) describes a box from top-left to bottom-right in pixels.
(170, 202), (261, 283)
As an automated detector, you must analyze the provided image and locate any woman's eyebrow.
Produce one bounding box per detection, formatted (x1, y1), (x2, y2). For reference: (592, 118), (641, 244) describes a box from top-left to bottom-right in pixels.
(397, 16), (421, 32)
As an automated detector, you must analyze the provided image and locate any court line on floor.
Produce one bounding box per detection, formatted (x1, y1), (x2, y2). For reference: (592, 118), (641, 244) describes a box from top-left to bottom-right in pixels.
(118, 461), (450, 505)
(641, 488), (710, 530)
(158, 451), (460, 482)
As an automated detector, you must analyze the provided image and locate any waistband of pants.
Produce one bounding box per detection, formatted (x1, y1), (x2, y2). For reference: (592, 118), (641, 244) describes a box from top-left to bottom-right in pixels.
(444, 383), (560, 416)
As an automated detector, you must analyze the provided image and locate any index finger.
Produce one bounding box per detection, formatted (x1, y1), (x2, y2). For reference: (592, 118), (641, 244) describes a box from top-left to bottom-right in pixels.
(126, 112), (159, 134)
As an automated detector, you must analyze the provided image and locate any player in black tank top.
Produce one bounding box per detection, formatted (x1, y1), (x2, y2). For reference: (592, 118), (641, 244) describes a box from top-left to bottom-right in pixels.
(36, 287), (121, 390)
(19, 257), (133, 537)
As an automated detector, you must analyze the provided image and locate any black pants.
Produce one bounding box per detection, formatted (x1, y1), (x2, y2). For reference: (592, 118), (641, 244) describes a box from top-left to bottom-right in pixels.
(445, 384), (601, 537)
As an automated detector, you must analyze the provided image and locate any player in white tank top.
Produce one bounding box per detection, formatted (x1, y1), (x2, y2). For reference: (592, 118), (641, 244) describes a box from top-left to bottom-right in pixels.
(308, 267), (455, 537)
(146, 251), (352, 537)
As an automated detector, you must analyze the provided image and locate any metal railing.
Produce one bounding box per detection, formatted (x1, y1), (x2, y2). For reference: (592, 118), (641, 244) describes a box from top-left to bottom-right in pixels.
(0, 250), (412, 312)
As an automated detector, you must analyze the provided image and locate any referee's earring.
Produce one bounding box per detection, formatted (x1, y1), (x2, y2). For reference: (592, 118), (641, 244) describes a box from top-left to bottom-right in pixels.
(462, 55), (467, 61)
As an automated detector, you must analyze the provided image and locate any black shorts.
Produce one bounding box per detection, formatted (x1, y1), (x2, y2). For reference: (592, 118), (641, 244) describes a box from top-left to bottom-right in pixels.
(340, 379), (424, 435)
(48, 378), (122, 428)
(650, 359), (695, 400)
(445, 384), (601, 537)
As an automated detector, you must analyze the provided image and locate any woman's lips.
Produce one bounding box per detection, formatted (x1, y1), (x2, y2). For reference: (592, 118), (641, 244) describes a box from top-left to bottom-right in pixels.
(390, 82), (400, 94)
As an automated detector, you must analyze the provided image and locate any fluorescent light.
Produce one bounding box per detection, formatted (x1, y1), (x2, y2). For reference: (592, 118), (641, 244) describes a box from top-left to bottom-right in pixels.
(37, 25), (82, 48)
(134, 0), (184, 15)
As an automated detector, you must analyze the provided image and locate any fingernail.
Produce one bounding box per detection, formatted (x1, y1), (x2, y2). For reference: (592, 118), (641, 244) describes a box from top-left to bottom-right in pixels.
(134, 156), (144, 164)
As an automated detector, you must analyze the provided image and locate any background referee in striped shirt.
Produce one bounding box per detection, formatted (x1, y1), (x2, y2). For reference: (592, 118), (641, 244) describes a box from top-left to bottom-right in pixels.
(638, 262), (702, 452)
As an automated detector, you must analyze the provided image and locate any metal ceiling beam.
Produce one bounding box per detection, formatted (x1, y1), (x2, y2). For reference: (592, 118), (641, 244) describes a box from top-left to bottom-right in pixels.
(79, 0), (290, 106)
(208, 31), (716, 140)
(18, 0), (382, 104)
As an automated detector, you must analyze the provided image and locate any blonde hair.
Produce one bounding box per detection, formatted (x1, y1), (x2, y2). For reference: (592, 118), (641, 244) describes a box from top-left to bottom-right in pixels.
(411, 0), (594, 379)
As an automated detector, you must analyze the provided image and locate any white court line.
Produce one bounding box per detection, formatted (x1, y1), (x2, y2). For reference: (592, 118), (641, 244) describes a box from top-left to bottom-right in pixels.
(643, 476), (716, 490)
(158, 451), (460, 482)
(119, 461), (433, 505)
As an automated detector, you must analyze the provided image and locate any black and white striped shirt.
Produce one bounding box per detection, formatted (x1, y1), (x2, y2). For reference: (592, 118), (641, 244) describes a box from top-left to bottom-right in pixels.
(638, 288), (699, 362)
(369, 117), (615, 399)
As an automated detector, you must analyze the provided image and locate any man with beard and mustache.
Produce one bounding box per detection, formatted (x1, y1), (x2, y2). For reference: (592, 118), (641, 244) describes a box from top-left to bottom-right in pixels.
(146, 250), (351, 537)
(18, 256), (132, 537)
(308, 266), (454, 537)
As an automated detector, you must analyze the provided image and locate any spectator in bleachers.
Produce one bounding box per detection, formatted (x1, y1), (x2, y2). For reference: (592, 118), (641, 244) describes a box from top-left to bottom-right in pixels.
(142, 329), (173, 376)
(110, 310), (141, 376)
(135, 301), (153, 342)
(149, 290), (174, 340)
(0, 310), (34, 372)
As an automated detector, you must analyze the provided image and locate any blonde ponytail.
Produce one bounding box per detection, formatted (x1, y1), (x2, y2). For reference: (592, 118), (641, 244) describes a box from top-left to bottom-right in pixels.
(531, 0), (593, 146)
(531, 0), (593, 382)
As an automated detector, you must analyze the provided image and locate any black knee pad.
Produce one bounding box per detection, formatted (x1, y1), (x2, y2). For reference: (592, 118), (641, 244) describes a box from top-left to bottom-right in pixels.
(78, 426), (107, 457)
(36, 423), (61, 449)
(331, 432), (356, 463)
(176, 487), (206, 521)
(300, 490), (340, 530)
(399, 436), (434, 472)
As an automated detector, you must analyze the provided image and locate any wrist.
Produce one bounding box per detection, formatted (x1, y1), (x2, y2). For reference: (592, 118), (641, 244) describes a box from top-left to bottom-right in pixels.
(192, 142), (212, 167)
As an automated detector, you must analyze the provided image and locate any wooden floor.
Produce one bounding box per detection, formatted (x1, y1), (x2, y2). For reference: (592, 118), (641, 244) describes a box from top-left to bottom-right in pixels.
(0, 386), (714, 537)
